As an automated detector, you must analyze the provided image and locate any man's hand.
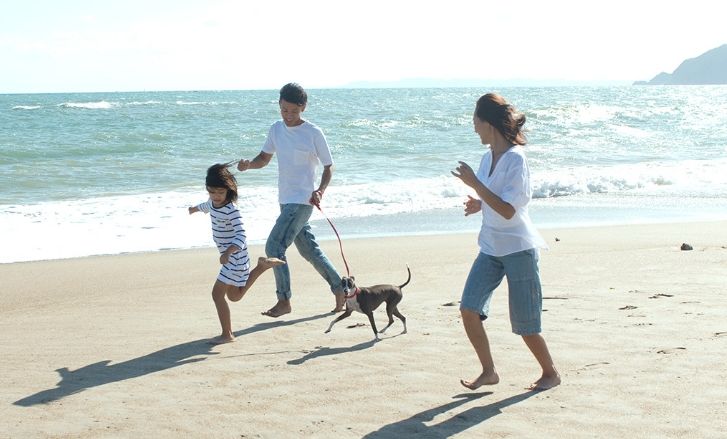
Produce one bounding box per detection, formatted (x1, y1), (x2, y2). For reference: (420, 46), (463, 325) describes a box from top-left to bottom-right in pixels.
(237, 159), (251, 172)
(309, 190), (323, 207)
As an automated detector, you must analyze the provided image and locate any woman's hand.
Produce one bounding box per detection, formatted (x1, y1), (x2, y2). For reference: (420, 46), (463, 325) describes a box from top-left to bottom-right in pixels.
(463, 195), (482, 216)
(451, 161), (478, 188)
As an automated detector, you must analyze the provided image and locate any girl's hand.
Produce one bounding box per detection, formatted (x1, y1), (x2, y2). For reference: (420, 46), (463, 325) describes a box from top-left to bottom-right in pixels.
(451, 161), (478, 188)
(463, 195), (482, 216)
(220, 245), (239, 265)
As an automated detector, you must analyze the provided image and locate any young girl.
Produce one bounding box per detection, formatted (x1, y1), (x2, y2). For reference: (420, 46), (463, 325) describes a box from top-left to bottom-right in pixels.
(451, 93), (560, 391)
(189, 163), (284, 344)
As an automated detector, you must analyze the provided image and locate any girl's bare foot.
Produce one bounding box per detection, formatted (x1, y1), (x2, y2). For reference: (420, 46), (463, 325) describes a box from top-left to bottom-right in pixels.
(460, 371), (500, 390)
(528, 372), (561, 390)
(208, 335), (235, 345)
(258, 257), (285, 269)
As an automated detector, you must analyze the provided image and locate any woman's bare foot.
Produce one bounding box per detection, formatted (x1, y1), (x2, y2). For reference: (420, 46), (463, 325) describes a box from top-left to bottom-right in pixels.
(258, 257), (286, 269)
(261, 299), (291, 318)
(331, 292), (345, 312)
(460, 371), (500, 390)
(208, 335), (235, 345)
(528, 372), (561, 390)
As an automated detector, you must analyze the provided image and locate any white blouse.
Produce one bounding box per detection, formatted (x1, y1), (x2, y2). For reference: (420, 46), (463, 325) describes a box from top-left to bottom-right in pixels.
(475, 145), (547, 256)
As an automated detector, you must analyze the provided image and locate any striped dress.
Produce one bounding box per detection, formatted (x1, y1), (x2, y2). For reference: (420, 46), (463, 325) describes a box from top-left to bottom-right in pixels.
(196, 200), (250, 287)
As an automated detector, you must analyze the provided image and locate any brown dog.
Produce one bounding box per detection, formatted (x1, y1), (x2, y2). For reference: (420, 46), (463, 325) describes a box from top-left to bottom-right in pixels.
(325, 266), (410, 340)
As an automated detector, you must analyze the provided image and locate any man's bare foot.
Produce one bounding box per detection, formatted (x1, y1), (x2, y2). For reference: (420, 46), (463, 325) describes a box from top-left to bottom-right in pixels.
(258, 257), (286, 269)
(460, 371), (500, 390)
(331, 292), (345, 313)
(208, 335), (235, 345)
(261, 300), (291, 318)
(528, 372), (561, 390)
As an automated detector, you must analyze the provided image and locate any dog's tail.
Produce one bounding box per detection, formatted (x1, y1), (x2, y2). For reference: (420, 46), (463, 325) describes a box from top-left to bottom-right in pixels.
(399, 265), (412, 289)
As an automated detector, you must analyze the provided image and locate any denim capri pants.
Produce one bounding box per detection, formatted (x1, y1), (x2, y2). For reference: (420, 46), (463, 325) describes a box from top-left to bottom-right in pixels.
(460, 248), (542, 335)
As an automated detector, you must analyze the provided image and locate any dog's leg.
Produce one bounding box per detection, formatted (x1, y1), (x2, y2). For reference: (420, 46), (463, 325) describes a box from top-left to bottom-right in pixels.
(325, 309), (353, 333)
(365, 312), (380, 340)
(392, 308), (407, 334)
(380, 297), (403, 334)
(379, 303), (396, 334)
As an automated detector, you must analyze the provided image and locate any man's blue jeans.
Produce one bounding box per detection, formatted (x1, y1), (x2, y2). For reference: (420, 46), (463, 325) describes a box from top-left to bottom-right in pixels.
(265, 203), (341, 300)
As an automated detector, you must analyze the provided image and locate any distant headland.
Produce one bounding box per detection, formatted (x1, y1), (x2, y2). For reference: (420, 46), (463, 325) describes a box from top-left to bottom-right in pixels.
(634, 44), (727, 85)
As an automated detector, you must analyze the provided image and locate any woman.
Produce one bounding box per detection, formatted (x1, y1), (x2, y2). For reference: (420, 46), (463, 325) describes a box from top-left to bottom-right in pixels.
(451, 93), (560, 391)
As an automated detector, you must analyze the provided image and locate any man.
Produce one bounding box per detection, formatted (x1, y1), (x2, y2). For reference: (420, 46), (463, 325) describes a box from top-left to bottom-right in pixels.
(237, 83), (344, 317)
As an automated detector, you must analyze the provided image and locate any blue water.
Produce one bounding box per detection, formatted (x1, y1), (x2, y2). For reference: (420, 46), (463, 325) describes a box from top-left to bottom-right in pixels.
(2, 86), (727, 263)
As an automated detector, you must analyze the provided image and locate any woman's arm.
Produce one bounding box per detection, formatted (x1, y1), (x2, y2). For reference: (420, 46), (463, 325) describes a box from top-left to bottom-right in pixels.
(451, 161), (515, 220)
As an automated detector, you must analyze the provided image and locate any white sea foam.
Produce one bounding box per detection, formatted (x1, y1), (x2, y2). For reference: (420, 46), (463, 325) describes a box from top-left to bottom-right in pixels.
(12, 105), (42, 110)
(174, 100), (236, 106)
(533, 158), (727, 198)
(58, 101), (116, 109)
(127, 100), (162, 106)
(3, 157), (727, 263)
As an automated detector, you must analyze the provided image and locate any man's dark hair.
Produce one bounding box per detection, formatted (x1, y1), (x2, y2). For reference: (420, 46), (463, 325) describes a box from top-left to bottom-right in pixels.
(279, 82), (307, 106)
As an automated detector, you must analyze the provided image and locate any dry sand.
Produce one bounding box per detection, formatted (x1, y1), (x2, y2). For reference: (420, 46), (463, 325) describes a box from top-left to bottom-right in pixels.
(1, 221), (726, 438)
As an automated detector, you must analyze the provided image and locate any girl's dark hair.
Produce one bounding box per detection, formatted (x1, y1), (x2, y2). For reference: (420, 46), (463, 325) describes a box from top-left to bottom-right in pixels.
(475, 93), (527, 145)
(279, 82), (307, 106)
(205, 163), (238, 204)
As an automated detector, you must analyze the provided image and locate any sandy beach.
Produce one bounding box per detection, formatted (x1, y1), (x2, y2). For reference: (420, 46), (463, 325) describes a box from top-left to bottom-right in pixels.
(2, 221), (726, 438)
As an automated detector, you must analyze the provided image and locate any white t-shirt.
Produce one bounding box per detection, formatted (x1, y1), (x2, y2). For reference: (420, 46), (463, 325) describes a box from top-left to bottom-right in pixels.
(262, 120), (334, 204)
(476, 145), (547, 256)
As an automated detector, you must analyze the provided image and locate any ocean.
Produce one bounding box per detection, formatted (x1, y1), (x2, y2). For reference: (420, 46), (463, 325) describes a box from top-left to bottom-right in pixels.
(2, 86), (727, 263)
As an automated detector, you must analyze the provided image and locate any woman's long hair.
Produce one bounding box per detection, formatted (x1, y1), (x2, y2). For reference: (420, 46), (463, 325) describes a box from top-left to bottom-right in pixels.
(475, 93), (527, 145)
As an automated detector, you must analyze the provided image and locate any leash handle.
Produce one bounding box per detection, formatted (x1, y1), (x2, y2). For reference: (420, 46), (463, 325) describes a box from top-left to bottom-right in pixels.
(313, 200), (351, 277)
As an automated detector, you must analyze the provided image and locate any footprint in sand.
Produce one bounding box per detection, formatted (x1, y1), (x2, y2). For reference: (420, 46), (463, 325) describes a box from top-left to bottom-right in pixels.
(715, 332), (727, 338)
(575, 362), (610, 373)
(657, 347), (686, 354)
(619, 305), (638, 310)
(649, 293), (674, 299)
(584, 361), (609, 368)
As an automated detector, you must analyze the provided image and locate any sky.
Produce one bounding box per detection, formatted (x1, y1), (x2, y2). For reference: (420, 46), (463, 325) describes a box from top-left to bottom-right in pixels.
(1, 0), (725, 93)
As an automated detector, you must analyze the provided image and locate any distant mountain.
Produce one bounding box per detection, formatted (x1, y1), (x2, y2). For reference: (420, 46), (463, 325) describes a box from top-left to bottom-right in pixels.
(635, 44), (727, 85)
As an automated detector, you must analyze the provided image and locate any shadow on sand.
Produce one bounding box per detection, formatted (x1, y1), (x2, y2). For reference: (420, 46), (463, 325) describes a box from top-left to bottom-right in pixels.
(286, 339), (377, 365)
(362, 390), (539, 438)
(14, 313), (330, 407)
